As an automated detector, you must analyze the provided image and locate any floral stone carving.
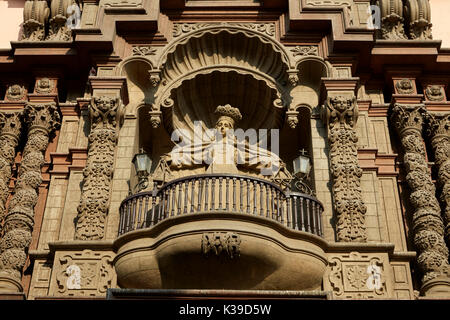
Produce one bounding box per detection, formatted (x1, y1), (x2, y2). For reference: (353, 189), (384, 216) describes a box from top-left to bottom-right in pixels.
(323, 95), (367, 242)
(426, 113), (450, 247)
(54, 250), (115, 297)
(391, 104), (450, 284)
(201, 232), (241, 259)
(22, 0), (50, 41)
(379, 0), (407, 40)
(46, 0), (76, 41)
(290, 45), (319, 57)
(75, 96), (122, 240)
(172, 22), (276, 38)
(0, 103), (60, 287)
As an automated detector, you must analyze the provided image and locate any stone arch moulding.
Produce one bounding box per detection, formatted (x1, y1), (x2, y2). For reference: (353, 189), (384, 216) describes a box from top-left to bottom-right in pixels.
(148, 22), (302, 131)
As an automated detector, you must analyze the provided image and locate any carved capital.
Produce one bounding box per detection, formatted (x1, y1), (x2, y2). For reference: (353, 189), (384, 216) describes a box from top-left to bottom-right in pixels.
(0, 112), (23, 143)
(89, 96), (121, 130)
(24, 102), (61, 135)
(21, 0), (49, 41)
(324, 95), (358, 129)
(391, 104), (424, 136)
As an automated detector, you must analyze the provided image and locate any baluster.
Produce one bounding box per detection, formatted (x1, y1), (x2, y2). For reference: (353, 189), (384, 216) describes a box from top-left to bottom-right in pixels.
(160, 189), (165, 222)
(246, 179), (250, 213)
(232, 178), (237, 212)
(211, 178), (216, 211)
(171, 185), (175, 217)
(226, 177), (230, 211)
(286, 194), (291, 228)
(271, 188), (276, 220)
(191, 179), (195, 213)
(205, 178), (209, 211)
(218, 177), (223, 210)
(144, 195), (150, 228)
(279, 192), (284, 225)
(141, 195), (148, 228)
(198, 179), (203, 212)
(137, 196), (143, 229)
(306, 198), (311, 233)
(266, 185), (270, 218)
(318, 206), (323, 237)
(131, 197), (137, 231)
(118, 205), (124, 235)
(177, 183), (182, 216)
(253, 180), (257, 215)
(125, 201), (131, 232)
(259, 182), (264, 216)
(299, 197), (304, 231)
(150, 194), (156, 227)
(240, 178), (244, 212)
(294, 196), (299, 230)
(276, 191), (280, 222)
(184, 181), (188, 214)
(311, 202), (317, 235)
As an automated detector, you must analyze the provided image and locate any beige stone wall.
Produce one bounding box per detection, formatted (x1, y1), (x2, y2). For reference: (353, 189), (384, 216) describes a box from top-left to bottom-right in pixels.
(0, 0), (23, 49)
(430, 0), (450, 48)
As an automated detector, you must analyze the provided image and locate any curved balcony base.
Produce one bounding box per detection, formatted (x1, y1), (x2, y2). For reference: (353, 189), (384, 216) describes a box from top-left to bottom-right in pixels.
(113, 213), (328, 291)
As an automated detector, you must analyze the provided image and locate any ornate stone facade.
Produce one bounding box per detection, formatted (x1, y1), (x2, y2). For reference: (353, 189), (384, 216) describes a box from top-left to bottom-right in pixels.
(75, 96), (122, 240)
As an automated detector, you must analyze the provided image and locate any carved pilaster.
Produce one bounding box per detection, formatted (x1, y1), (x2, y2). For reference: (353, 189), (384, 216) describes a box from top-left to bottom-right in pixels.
(379, 0), (407, 40)
(21, 0), (50, 41)
(75, 96), (121, 240)
(426, 113), (450, 248)
(0, 112), (22, 232)
(391, 104), (450, 294)
(0, 103), (60, 292)
(323, 95), (367, 242)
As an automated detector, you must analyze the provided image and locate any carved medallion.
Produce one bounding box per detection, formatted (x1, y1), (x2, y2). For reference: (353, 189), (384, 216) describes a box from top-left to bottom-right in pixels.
(395, 79), (414, 95)
(290, 45), (319, 57)
(425, 85), (445, 102)
(132, 46), (157, 56)
(5, 84), (26, 101)
(201, 232), (241, 259)
(35, 78), (55, 94)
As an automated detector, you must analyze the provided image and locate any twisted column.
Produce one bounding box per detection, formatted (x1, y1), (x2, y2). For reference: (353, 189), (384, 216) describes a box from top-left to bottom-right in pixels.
(323, 95), (367, 242)
(0, 112), (22, 232)
(75, 96), (121, 240)
(0, 103), (60, 292)
(426, 113), (450, 247)
(391, 104), (450, 294)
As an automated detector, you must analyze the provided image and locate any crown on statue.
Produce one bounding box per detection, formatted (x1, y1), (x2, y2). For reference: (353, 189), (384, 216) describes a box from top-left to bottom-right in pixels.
(215, 104), (242, 123)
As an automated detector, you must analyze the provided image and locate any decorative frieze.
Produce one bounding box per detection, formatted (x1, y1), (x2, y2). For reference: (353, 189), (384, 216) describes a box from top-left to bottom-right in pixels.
(323, 95), (367, 242)
(201, 232), (241, 259)
(74, 96), (122, 240)
(0, 112), (22, 232)
(290, 45), (319, 57)
(0, 103), (60, 291)
(425, 113), (450, 247)
(172, 22), (276, 38)
(132, 46), (157, 56)
(391, 104), (450, 287)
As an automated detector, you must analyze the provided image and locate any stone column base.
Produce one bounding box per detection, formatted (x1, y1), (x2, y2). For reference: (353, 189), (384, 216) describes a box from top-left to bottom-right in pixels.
(421, 276), (450, 298)
(0, 275), (24, 294)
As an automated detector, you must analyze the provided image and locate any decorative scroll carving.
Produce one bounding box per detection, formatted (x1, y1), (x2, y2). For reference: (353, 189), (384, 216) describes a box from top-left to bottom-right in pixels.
(201, 232), (241, 259)
(379, 0), (407, 40)
(103, 0), (143, 8)
(391, 104), (450, 284)
(327, 252), (387, 299)
(425, 113), (450, 247)
(0, 112), (22, 233)
(290, 46), (319, 57)
(5, 85), (26, 102)
(404, 0), (432, 40)
(35, 78), (55, 94)
(54, 250), (114, 296)
(172, 22), (276, 38)
(425, 85), (445, 102)
(304, 0), (351, 6)
(22, 0), (50, 41)
(395, 79), (414, 94)
(323, 95), (367, 242)
(132, 46), (157, 56)
(0, 103), (60, 288)
(46, 0), (75, 41)
(75, 96), (121, 240)
(286, 110), (299, 129)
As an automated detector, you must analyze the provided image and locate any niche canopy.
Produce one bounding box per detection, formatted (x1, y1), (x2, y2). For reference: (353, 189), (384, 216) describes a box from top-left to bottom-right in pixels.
(150, 22), (296, 133)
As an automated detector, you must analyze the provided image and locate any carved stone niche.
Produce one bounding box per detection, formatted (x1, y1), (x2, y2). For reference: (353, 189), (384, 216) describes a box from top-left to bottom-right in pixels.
(324, 251), (392, 299)
(48, 247), (117, 297)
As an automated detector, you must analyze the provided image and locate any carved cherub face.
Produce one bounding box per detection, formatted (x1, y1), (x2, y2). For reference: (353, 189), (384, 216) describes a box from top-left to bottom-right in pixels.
(215, 117), (234, 136)
(430, 85), (441, 95)
(399, 79), (412, 90)
(39, 78), (50, 88)
(9, 85), (21, 95)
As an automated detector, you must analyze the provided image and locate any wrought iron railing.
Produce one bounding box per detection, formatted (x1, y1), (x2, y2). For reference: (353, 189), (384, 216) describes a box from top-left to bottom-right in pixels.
(118, 174), (323, 237)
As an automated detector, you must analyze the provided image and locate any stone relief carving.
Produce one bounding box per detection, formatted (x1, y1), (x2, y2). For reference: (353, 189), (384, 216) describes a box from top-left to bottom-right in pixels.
(0, 112), (22, 234)
(46, 0), (75, 41)
(395, 79), (414, 94)
(391, 104), (450, 285)
(425, 113), (450, 247)
(22, 0), (50, 41)
(404, 0), (432, 40)
(378, 0), (408, 40)
(75, 96), (122, 240)
(290, 45), (319, 57)
(172, 22), (276, 38)
(103, 0), (143, 8)
(328, 252), (387, 299)
(201, 232), (241, 259)
(5, 85), (26, 102)
(35, 78), (55, 94)
(0, 103), (60, 288)
(425, 85), (445, 102)
(54, 250), (114, 296)
(132, 46), (157, 56)
(304, 0), (351, 6)
(322, 95), (367, 242)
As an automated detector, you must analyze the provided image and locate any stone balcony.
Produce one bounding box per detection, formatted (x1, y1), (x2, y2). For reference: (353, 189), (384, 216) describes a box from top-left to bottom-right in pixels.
(113, 173), (328, 291)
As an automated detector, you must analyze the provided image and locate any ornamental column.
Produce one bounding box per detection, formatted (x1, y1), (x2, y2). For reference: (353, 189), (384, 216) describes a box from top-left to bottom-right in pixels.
(391, 104), (450, 296)
(426, 113), (450, 248)
(74, 96), (122, 240)
(0, 103), (60, 292)
(0, 112), (22, 232)
(321, 79), (367, 242)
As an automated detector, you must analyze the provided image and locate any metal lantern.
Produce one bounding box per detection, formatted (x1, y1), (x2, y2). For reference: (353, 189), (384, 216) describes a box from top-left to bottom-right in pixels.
(132, 151), (152, 192)
(292, 149), (311, 178)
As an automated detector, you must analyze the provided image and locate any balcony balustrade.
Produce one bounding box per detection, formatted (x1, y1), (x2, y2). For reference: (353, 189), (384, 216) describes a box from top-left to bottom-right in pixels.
(118, 173), (323, 237)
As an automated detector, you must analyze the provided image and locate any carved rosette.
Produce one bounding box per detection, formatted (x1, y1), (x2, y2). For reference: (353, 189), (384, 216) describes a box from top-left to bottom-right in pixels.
(75, 96), (121, 240)
(0, 112), (22, 231)
(0, 103), (60, 287)
(324, 95), (367, 242)
(391, 104), (450, 284)
(426, 113), (450, 247)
